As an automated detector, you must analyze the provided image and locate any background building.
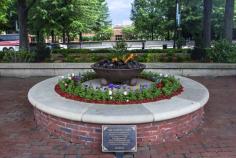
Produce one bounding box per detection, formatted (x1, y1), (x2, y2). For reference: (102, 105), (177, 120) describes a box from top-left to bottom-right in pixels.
(111, 26), (124, 41)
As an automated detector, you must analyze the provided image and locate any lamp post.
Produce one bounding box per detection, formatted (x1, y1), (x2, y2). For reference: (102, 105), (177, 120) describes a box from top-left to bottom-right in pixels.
(174, 0), (181, 48)
(176, 0), (181, 28)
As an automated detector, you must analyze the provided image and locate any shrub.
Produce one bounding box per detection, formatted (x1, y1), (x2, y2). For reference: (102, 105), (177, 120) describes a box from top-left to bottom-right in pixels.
(82, 36), (94, 41)
(34, 44), (51, 62)
(136, 53), (148, 62)
(52, 48), (191, 55)
(91, 48), (114, 54)
(52, 48), (91, 54)
(2, 51), (35, 63)
(176, 55), (184, 62)
(206, 40), (236, 63)
(146, 53), (160, 62)
(63, 53), (97, 63)
(113, 40), (128, 54)
(50, 48), (192, 63)
(167, 53), (174, 62)
(190, 47), (207, 61)
(0, 51), (5, 61)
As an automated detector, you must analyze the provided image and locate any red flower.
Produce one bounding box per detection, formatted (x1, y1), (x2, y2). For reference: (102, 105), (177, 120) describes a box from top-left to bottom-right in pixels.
(156, 82), (163, 89)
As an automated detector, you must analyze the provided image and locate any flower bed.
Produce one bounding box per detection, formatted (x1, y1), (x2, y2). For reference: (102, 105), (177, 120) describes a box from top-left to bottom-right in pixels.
(55, 71), (183, 104)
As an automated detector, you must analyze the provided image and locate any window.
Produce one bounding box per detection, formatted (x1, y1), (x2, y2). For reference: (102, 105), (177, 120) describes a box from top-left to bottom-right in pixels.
(115, 35), (123, 41)
(0, 34), (19, 41)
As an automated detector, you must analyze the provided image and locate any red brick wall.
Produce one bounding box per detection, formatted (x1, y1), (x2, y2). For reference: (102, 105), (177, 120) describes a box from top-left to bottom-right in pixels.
(34, 107), (204, 148)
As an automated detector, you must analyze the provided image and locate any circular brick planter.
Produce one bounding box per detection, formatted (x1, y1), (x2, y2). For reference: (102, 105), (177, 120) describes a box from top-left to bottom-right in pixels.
(28, 75), (209, 147)
(34, 107), (204, 147)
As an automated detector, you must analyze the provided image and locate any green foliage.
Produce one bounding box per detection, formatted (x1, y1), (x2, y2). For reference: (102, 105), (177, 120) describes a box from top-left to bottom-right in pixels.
(206, 40), (236, 63)
(130, 0), (235, 44)
(58, 71), (182, 102)
(64, 53), (95, 63)
(131, 0), (164, 40)
(2, 51), (35, 63)
(122, 25), (137, 40)
(27, 0), (111, 43)
(131, 0), (203, 41)
(50, 48), (192, 63)
(52, 48), (114, 54)
(92, 0), (112, 33)
(81, 36), (94, 41)
(176, 37), (186, 49)
(161, 77), (181, 96)
(94, 27), (113, 41)
(0, 0), (12, 31)
(180, 0), (203, 44)
(0, 52), (5, 61)
(34, 44), (51, 62)
(190, 47), (208, 61)
(113, 40), (128, 54)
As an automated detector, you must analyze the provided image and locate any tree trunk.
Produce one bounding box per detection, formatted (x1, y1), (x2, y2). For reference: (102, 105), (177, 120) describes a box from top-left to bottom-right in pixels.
(51, 30), (55, 43)
(79, 32), (83, 49)
(224, 0), (234, 42)
(151, 25), (154, 40)
(202, 0), (212, 48)
(36, 30), (40, 43)
(62, 29), (66, 44)
(66, 32), (70, 43)
(167, 31), (170, 40)
(17, 0), (29, 51)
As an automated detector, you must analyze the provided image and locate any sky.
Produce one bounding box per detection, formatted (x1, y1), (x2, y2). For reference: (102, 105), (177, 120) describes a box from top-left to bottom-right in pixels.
(106, 0), (134, 26)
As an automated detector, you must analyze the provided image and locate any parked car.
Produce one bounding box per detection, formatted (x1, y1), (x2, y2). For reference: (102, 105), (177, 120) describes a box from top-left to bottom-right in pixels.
(46, 43), (67, 50)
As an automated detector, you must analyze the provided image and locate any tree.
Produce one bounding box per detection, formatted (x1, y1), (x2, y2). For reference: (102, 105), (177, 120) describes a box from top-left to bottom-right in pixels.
(211, 0), (225, 40)
(92, 0), (111, 32)
(92, 0), (112, 41)
(224, 0), (235, 42)
(122, 25), (137, 40)
(17, 0), (37, 51)
(27, 0), (111, 44)
(131, 0), (203, 42)
(28, 1), (54, 43)
(0, 0), (12, 32)
(131, 0), (164, 40)
(202, 0), (212, 48)
(95, 27), (113, 41)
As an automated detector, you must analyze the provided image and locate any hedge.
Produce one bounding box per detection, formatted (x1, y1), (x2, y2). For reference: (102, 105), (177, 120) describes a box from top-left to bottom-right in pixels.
(52, 48), (191, 54)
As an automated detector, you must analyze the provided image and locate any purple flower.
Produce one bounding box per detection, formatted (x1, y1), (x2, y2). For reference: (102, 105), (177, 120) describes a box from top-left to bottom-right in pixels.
(116, 85), (121, 89)
(73, 76), (81, 81)
(140, 85), (143, 91)
(108, 83), (114, 89)
(108, 83), (121, 89)
(143, 84), (148, 89)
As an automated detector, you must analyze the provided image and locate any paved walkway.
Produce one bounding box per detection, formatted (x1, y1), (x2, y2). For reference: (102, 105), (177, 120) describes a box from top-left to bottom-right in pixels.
(0, 76), (236, 158)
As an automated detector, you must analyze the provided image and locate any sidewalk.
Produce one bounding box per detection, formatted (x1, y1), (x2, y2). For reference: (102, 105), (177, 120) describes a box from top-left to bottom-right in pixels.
(0, 76), (235, 158)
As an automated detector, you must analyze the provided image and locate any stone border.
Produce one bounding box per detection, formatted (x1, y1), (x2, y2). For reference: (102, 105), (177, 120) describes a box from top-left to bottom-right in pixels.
(28, 76), (209, 124)
(1, 63), (236, 77)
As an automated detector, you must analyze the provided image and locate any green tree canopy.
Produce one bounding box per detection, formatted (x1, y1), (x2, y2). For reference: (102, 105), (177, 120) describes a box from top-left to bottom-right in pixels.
(0, 0), (13, 32)
(131, 0), (235, 45)
(28, 0), (111, 43)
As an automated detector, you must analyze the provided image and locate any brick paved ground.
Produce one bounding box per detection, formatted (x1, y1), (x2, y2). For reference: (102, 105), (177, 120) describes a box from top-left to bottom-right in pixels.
(0, 76), (236, 158)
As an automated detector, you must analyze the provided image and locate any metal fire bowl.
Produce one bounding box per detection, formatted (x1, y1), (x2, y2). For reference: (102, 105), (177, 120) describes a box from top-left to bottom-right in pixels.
(91, 64), (146, 83)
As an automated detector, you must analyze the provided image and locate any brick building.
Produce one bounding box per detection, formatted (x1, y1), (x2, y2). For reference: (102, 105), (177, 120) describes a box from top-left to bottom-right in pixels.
(111, 26), (124, 41)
